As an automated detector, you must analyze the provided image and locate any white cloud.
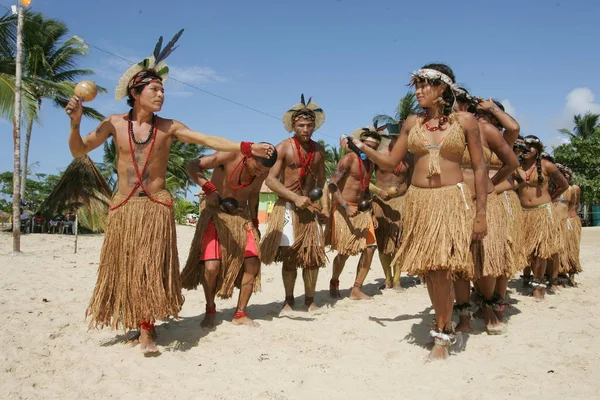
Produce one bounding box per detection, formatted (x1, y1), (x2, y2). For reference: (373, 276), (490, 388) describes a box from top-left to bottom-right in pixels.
(500, 99), (516, 117)
(551, 87), (600, 131)
(94, 54), (226, 89)
(167, 66), (226, 86)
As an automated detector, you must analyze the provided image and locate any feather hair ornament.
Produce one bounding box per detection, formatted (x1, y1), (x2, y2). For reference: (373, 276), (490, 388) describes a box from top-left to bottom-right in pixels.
(282, 94), (326, 133)
(115, 29), (185, 101)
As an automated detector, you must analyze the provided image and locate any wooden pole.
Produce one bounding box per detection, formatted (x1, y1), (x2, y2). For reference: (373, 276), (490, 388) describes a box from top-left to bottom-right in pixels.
(74, 214), (78, 254)
(12, 3), (24, 253)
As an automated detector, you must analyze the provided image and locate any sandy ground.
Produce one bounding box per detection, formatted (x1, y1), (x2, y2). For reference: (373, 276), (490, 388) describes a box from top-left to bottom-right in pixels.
(1, 226), (599, 400)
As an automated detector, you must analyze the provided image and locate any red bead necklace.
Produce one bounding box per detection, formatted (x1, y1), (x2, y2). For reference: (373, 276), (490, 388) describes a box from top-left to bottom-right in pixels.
(356, 153), (371, 191)
(524, 163), (537, 184)
(424, 115), (449, 132)
(109, 115), (174, 210)
(228, 157), (256, 190)
(292, 137), (316, 179)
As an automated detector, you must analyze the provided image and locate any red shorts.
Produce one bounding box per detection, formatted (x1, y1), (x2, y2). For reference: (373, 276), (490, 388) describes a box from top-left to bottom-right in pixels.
(200, 220), (259, 261)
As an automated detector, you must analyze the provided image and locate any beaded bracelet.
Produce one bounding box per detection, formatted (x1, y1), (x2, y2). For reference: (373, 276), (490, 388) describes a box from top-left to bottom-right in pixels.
(202, 181), (217, 196)
(241, 141), (254, 157)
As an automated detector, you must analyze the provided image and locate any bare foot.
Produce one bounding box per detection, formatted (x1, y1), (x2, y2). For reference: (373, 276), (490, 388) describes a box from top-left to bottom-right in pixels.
(455, 316), (472, 333)
(200, 313), (216, 329)
(392, 284), (404, 293)
(139, 328), (159, 356)
(379, 281), (392, 290)
(329, 280), (341, 298)
(483, 306), (505, 335)
(427, 344), (449, 361)
(532, 287), (546, 301)
(232, 315), (260, 327)
(493, 306), (506, 324)
(306, 302), (320, 312)
(349, 287), (372, 300)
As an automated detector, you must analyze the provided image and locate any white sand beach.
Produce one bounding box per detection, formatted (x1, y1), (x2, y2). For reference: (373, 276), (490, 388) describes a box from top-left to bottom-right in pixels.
(1, 227), (599, 400)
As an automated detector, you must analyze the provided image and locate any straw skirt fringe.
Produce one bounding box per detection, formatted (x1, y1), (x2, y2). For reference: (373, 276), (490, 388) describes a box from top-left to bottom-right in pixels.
(86, 190), (183, 330)
(521, 203), (560, 261)
(472, 192), (512, 279)
(392, 184), (474, 278)
(325, 206), (373, 256)
(373, 195), (404, 256)
(501, 190), (527, 273)
(260, 198), (325, 269)
(554, 212), (570, 274)
(567, 216), (583, 273)
(181, 204), (261, 299)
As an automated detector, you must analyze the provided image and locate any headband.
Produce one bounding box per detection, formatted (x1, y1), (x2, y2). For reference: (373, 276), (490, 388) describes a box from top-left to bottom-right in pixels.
(410, 68), (458, 91)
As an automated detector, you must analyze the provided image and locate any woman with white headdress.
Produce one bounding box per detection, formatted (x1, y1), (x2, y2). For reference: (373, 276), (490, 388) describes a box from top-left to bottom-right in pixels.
(345, 63), (487, 360)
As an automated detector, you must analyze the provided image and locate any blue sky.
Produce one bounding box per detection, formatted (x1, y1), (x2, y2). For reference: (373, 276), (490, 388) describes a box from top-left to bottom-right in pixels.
(1, 0), (599, 193)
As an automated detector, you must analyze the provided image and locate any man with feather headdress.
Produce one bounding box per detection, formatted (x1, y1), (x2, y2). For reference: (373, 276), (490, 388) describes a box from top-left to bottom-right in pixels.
(260, 95), (329, 312)
(65, 30), (273, 355)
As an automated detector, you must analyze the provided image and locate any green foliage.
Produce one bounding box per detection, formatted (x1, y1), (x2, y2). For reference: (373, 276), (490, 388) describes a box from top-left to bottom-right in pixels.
(373, 92), (421, 132)
(554, 132), (600, 205)
(0, 170), (61, 212)
(173, 197), (197, 224)
(318, 140), (346, 178)
(0, 12), (38, 122)
(558, 113), (600, 141)
(554, 112), (600, 206)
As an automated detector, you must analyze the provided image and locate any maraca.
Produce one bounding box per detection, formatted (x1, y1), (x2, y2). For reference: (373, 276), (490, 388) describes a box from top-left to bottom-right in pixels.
(67, 80), (98, 114)
(358, 199), (372, 212)
(308, 187), (323, 202)
(341, 134), (367, 161)
(386, 186), (399, 198)
(219, 197), (239, 214)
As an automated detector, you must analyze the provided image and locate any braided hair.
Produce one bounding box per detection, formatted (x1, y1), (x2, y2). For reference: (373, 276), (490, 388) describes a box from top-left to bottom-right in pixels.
(525, 135), (545, 185)
(455, 87), (477, 113)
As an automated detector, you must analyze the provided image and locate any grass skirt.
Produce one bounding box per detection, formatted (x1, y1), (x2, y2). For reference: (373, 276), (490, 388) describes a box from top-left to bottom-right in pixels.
(521, 203), (560, 261)
(373, 195), (404, 256)
(392, 184), (474, 278)
(472, 192), (512, 279)
(501, 191), (526, 273)
(181, 204), (261, 299)
(86, 190), (183, 330)
(567, 216), (583, 273)
(325, 205), (373, 256)
(554, 210), (570, 274)
(260, 198), (325, 269)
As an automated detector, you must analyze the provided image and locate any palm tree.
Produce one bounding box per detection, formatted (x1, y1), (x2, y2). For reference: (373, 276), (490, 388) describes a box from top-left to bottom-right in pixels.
(559, 112), (600, 140)
(323, 143), (346, 177)
(19, 11), (106, 197)
(373, 92), (421, 133)
(0, 11), (38, 123)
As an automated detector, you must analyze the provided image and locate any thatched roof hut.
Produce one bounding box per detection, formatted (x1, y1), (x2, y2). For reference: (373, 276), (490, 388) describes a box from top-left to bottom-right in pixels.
(37, 156), (112, 233)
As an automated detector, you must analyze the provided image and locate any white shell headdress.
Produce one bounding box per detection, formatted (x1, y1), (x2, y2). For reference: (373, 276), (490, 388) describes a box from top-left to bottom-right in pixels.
(114, 29), (184, 101)
(282, 94), (326, 133)
(410, 68), (458, 91)
(350, 123), (390, 152)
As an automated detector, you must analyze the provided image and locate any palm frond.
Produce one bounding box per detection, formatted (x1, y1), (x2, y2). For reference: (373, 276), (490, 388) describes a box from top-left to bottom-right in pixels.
(395, 92), (420, 122)
(372, 114), (398, 126)
(0, 73), (40, 123)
